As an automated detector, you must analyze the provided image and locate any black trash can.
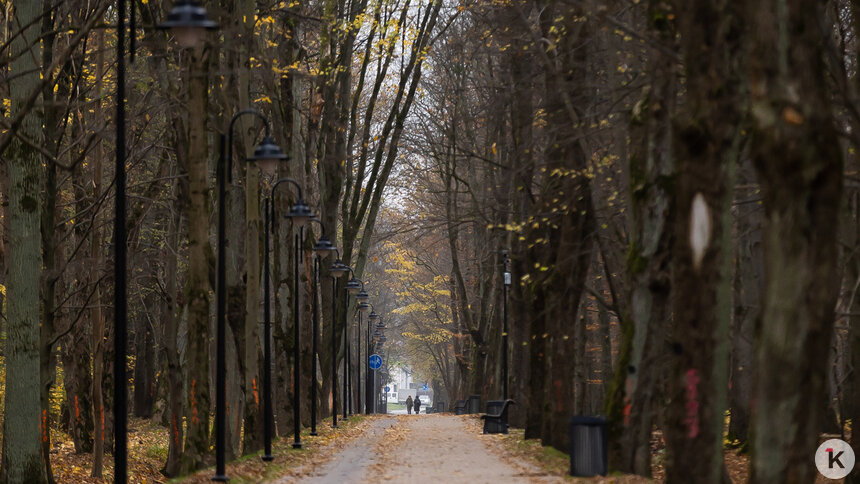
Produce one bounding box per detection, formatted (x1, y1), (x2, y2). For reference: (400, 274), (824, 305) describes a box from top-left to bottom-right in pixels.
(484, 400), (507, 434)
(436, 401), (446, 413)
(468, 395), (481, 414)
(569, 416), (608, 477)
(454, 400), (467, 415)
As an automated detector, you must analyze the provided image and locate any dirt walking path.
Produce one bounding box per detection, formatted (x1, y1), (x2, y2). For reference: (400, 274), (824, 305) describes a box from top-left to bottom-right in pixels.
(270, 414), (561, 483)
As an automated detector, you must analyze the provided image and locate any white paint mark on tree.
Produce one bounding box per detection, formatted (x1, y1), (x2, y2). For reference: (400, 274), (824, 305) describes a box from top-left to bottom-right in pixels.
(690, 193), (711, 270)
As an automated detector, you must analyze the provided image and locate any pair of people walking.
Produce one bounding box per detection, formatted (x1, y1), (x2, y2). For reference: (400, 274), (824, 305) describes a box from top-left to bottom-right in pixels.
(405, 395), (421, 414)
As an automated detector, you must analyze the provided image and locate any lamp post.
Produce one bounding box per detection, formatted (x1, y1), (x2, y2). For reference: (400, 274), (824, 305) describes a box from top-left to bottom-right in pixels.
(373, 318), (386, 413)
(329, 257), (350, 427)
(357, 299), (370, 413)
(209, 110), (286, 478)
(277, 181), (315, 449)
(367, 309), (379, 414)
(265, 177), (321, 463)
(371, 327), (382, 415)
(345, 275), (361, 415)
(113, 0), (132, 479)
(309, 219), (336, 435)
(502, 250), (511, 401)
(355, 291), (369, 414)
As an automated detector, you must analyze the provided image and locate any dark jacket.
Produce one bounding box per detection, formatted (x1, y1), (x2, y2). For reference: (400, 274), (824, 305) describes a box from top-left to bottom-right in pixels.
(414, 397), (421, 412)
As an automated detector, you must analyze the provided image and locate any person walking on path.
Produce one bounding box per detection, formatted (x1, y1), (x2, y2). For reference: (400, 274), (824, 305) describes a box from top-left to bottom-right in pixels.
(405, 395), (413, 414)
(414, 396), (421, 415)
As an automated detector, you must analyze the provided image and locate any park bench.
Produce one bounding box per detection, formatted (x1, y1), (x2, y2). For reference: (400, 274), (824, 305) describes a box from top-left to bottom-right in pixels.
(480, 399), (515, 434)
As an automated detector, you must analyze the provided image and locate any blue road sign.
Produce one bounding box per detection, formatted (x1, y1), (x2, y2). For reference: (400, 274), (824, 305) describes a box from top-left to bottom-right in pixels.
(369, 354), (383, 370)
(384, 386), (390, 393)
(423, 383), (429, 390)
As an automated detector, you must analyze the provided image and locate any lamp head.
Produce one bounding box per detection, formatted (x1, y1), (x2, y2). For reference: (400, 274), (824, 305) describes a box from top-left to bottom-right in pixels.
(346, 278), (361, 295)
(158, 0), (217, 49)
(313, 235), (336, 258)
(330, 260), (350, 277)
(356, 289), (370, 303)
(368, 311), (380, 321)
(358, 302), (371, 313)
(285, 199), (314, 229)
(249, 135), (288, 176)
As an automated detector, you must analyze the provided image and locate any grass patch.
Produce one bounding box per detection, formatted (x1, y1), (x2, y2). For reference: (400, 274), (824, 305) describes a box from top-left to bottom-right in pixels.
(145, 443), (169, 461)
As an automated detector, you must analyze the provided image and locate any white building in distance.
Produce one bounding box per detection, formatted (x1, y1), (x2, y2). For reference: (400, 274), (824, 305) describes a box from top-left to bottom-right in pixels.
(384, 365), (433, 406)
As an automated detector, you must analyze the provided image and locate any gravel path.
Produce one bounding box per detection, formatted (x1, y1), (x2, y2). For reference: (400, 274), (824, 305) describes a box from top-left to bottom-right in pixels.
(274, 414), (557, 483)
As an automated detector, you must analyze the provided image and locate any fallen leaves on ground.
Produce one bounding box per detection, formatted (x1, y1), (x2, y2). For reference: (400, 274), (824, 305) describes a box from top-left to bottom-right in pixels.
(174, 415), (371, 483)
(367, 415), (412, 480)
(51, 418), (169, 484)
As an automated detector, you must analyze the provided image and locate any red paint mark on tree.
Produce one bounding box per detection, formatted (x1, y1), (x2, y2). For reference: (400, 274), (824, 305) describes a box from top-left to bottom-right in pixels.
(190, 379), (199, 425)
(684, 369), (700, 439)
(172, 415), (180, 446)
(623, 377), (633, 426)
(75, 395), (80, 420)
(42, 409), (48, 443)
(253, 377), (259, 406)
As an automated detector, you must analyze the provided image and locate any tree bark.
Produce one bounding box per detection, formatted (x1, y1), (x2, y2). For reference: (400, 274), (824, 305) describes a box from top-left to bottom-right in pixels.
(663, 0), (743, 480)
(729, 160), (762, 448)
(1, 0), (48, 480)
(747, 2), (844, 482)
(179, 46), (213, 474)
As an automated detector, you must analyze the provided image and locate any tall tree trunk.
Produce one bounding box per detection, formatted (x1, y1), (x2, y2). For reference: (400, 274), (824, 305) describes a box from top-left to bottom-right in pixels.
(180, 46), (213, 474)
(729, 161), (762, 448)
(747, 2), (844, 482)
(90, 28), (107, 477)
(607, 0), (675, 475)
(133, 282), (157, 419)
(64, 90), (95, 455)
(1, 0), (48, 480)
(663, 0), (743, 480)
(161, 173), (185, 477)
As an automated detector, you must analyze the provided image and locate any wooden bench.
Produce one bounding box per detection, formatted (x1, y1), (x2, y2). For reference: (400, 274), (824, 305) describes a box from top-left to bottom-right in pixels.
(480, 399), (515, 434)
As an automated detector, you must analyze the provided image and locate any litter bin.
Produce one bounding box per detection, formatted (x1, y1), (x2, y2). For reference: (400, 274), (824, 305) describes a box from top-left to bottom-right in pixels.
(468, 395), (481, 414)
(484, 400), (507, 434)
(436, 401), (446, 413)
(569, 416), (608, 477)
(454, 400), (467, 415)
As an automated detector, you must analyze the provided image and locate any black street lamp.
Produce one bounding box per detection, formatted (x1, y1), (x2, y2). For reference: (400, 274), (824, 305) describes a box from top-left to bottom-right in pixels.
(265, 176), (319, 463)
(367, 309), (379, 413)
(212, 110), (286, 479)
(158, 0), (217, 49)
(502, 250), (511, 401)
(356, 300), (370, 414)
(329, 257), (349, 427)
(344, 274), (362, 415)
(280, 181), (315, 449)
(309, 219), (336, 436)
(157, 4), (218, 482)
